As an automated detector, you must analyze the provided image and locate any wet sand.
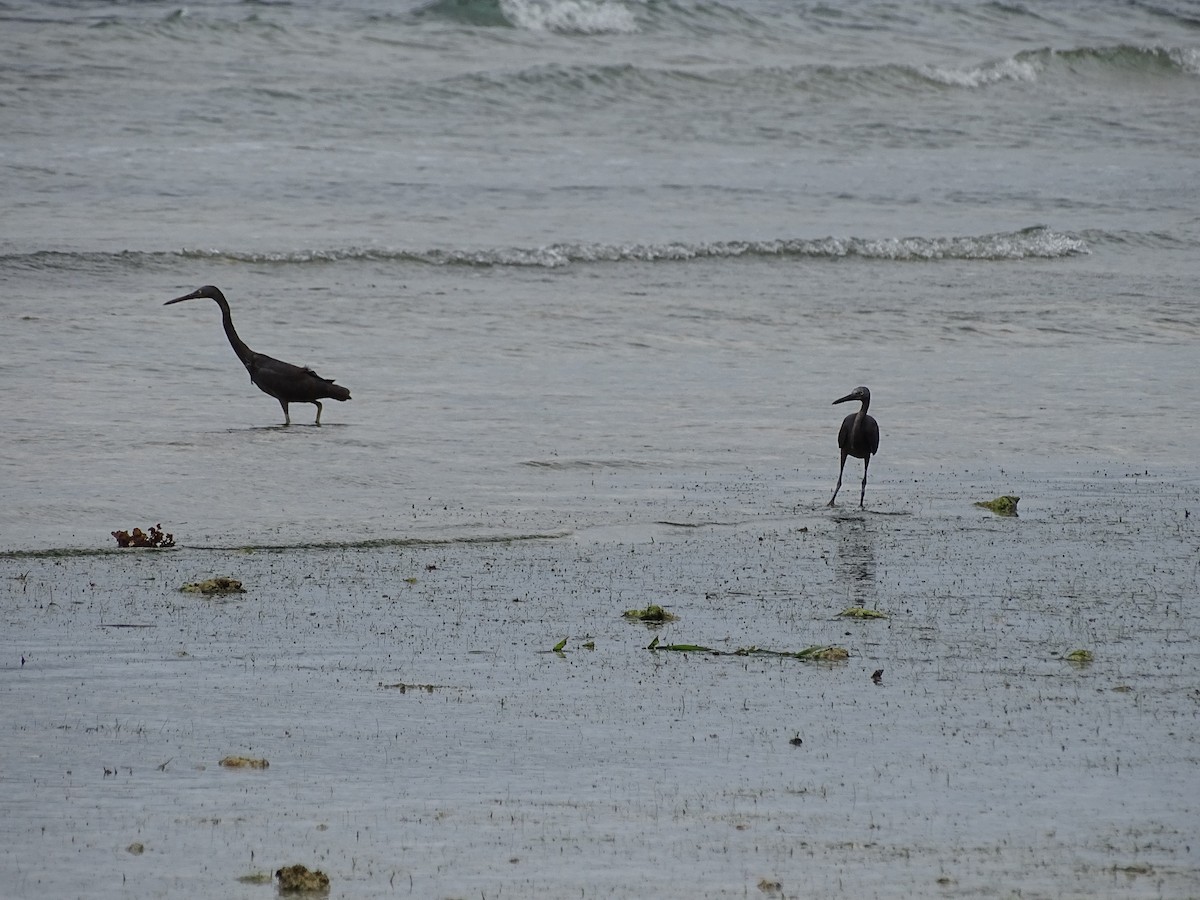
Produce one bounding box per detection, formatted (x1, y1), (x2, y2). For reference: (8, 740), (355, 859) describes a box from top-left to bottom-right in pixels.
(1, 469), (1197, 898)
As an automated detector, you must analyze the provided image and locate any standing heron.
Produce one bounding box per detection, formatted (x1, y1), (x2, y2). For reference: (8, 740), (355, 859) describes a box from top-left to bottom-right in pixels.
(164, 285), (351, 426)
(827, 385), (879, 508)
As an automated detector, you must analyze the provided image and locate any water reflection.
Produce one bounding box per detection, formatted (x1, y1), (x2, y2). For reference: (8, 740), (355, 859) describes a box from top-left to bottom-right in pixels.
(833, 514), (876, 604)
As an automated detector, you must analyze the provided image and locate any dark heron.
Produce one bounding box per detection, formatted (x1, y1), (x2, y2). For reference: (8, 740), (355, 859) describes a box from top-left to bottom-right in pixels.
(164, 285), (351, 426)
(827, 385), (879, 508)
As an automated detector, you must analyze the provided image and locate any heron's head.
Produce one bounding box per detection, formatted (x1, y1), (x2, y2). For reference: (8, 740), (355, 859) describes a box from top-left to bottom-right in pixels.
(165, 285), (225, 306)
(833, 385), (870, 406)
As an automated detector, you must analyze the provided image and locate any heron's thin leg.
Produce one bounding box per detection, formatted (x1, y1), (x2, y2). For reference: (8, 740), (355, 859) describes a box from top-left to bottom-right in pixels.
(859, 456), (871, 508)
(279, 400), (291, 427)
(828, 452), (848, 507)
(314, 401), (323, 426)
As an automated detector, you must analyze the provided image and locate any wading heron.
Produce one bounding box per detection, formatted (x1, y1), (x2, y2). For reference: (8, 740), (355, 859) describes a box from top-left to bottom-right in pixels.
(164, 285), (351, 426)
(827, 385), (879, 508)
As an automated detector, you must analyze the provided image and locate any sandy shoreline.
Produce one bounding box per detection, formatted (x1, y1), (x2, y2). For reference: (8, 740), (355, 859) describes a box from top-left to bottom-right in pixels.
(2, 471), (1197, 898)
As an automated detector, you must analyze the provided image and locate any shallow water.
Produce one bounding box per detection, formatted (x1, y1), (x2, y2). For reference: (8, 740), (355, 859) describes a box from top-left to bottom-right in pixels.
(2, 470), (1197, 897)
(4, 249), (1200, 550)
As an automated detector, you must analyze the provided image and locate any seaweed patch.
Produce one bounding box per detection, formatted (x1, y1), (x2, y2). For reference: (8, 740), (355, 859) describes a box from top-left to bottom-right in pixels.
(622, 604), (678, 623)
(974, 496), (1020, 516)
(838, 606), (887, 619)
(647, 636), (849, 661)
(275, 864), (330, 893)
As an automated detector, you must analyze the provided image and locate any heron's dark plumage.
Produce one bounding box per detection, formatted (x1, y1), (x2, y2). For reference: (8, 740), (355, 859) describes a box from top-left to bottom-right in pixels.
(164, 285), (350, 425)
(827, 385), (879, 508)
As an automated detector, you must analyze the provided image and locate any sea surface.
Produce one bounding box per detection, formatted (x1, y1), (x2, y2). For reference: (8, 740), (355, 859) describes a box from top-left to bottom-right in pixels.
(3, 0), (1199, 550)
(3, 4), (1200, 897)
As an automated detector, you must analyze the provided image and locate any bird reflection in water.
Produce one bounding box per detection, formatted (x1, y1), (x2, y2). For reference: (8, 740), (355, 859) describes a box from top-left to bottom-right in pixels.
(834, 515), (877, 595)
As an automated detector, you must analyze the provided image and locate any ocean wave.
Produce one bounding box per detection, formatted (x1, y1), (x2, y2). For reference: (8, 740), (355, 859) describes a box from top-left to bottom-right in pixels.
(503, 0), (637, 34)
(800, 44), (1200, 96)
(920, 57), (1040, 89)
(1040, 44), (1200, 77)
(925, 44), (1200, 89)
(1, 229), (1092, 272)
(1076, 229), (1194, 250)
(416, 41), (1198, 118)
(414, 0), (638, 33)
(175, 228), (1089, 267)
(411, 0), (514, 27)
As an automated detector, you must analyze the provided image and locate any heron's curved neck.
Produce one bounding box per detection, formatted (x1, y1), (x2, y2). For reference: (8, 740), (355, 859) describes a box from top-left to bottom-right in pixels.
(213, 297), (256, 369)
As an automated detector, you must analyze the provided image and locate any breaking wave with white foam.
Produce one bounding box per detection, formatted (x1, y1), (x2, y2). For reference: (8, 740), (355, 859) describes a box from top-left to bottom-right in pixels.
(171, 227), (1088, 268)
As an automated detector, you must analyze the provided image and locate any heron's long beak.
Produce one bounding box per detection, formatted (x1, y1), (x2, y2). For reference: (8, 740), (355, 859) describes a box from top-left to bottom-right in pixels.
(832, 392), (857, 405)
(164, 291), (202, 306)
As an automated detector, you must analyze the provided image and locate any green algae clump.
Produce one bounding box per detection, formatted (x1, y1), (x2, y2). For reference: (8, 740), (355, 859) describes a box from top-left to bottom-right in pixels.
(275, 864), (330, 893)
(838, 607), (887, 619)
(647, 636), (849, 662)
(1065, 649), (1094, 664)
(795, 645), (850, 661)
(975, 495), (1020, 516)
(623, 604), (678, 622)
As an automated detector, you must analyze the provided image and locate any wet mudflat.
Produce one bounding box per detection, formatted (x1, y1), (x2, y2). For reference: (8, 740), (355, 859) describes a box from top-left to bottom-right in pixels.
(1, 470), (1197, 899)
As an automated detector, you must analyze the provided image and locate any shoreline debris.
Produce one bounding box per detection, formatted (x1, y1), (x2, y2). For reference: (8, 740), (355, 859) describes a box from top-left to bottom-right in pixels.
(219, 756), (269, 769)
(112, 524), (175, 548)
(975, 495), (1020, 516)
(180, 577), (245, 594)
(379, 682), (440, 693)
